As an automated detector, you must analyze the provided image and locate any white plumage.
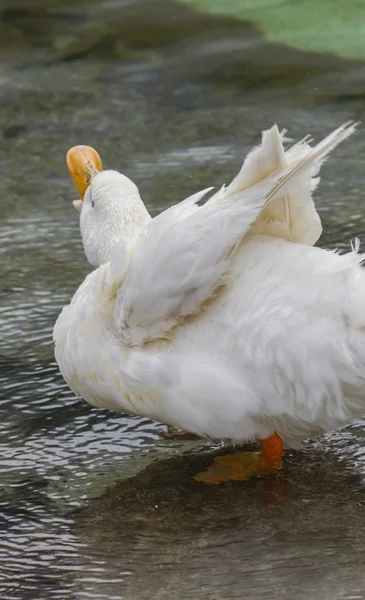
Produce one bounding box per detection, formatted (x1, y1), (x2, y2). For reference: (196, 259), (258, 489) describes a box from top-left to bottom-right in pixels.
(54, 121), (365, 451)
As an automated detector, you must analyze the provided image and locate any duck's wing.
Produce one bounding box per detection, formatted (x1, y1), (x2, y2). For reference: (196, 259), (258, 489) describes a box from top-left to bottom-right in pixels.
(222, 122), (356, 245)
(111, 122), (356, 346)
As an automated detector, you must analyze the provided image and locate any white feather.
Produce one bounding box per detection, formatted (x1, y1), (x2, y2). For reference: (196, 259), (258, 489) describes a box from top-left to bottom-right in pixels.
(226, 121), (357, 245)
(113, 122), (357, 345)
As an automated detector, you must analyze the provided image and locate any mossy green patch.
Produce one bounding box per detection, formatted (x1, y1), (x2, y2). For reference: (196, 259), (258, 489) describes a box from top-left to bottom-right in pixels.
(178, 0), (365, 59)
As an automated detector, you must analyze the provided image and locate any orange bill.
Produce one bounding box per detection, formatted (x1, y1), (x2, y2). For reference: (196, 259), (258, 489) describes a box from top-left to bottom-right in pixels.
(66, 145), (103, 199)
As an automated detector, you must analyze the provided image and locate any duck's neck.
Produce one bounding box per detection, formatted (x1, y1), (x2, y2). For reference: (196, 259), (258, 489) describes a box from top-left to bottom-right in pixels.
(82, 193), (151, 267)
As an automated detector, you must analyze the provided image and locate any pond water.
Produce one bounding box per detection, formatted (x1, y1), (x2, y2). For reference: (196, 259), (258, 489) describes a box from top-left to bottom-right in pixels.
(2, 1), (365, 599)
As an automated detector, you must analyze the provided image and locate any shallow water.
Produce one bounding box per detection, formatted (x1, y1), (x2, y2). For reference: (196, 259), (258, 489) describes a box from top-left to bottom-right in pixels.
(2, 2), (365, 599)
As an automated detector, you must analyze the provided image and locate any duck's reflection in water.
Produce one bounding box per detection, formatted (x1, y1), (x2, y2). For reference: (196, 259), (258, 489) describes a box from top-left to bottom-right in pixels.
(73, 442), (365, 600)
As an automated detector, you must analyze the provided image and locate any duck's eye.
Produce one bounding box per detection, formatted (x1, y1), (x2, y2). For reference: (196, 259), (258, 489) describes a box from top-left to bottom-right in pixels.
(91, 200), (95, 208)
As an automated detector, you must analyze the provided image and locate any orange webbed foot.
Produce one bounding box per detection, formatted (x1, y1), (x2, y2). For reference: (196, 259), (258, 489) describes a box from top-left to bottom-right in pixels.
(194, 433), (283, 485)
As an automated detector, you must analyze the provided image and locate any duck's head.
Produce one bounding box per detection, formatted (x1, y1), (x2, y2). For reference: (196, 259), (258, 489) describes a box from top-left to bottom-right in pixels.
(66, 145), (150, 267)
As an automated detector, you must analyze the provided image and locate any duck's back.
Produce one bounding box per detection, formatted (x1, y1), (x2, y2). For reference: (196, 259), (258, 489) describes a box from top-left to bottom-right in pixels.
(160, 236), (365, 445)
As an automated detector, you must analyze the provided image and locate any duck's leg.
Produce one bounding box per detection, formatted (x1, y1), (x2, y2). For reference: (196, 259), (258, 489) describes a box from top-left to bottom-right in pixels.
(163, 426), (197, 439)
(194, 433), (283, 484)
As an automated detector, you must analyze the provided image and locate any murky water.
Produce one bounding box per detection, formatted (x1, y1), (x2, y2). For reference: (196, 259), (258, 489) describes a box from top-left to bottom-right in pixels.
(2, 2), (365, 599)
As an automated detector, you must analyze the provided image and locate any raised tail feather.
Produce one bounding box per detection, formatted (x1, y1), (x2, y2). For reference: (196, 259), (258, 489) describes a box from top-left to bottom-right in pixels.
(268, 121), (358, 200)
(226, 124), (288, 196)
(224, 121), (358, 245)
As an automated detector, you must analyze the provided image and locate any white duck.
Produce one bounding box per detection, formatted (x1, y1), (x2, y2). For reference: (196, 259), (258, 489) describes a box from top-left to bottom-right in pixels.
(54, 121), (365, 483)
